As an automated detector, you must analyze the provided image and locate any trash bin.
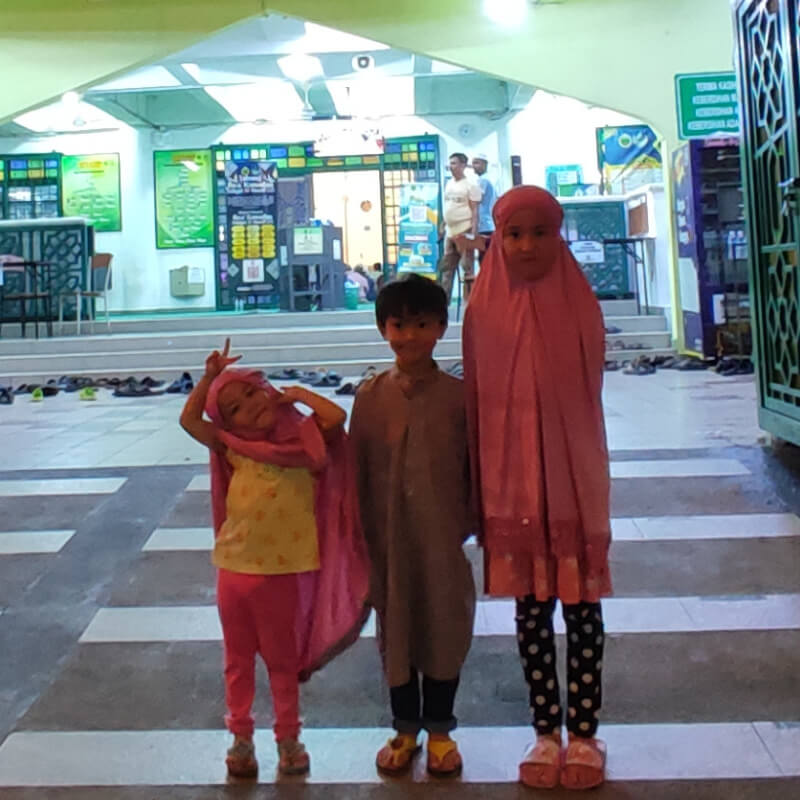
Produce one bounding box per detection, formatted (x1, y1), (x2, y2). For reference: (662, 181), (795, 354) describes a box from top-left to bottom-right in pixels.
(344, 282), (360, 310)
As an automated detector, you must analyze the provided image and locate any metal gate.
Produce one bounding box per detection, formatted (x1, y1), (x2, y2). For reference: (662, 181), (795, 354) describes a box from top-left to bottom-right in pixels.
(735, 0), (800, 444)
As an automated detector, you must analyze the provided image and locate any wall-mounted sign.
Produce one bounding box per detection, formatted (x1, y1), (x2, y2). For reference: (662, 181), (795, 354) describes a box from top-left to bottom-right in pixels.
(154, 150), (214, 248)
(596, 125), (662, 194)
(61, 153), (121, 232)
(675, 72), (739, 140)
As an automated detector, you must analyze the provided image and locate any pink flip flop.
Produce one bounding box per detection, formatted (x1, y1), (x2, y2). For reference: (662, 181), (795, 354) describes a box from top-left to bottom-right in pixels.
(561, 736), (606, 790)
(519, 733), (561, 789)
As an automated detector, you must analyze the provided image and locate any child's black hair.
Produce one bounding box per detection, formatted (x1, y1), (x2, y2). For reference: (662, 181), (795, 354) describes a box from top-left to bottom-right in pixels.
(375, 273), (449, 328)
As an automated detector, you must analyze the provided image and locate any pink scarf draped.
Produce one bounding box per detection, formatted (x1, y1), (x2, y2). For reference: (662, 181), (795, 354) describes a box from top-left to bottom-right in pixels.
(463, 186), (611, 601)
(205, 368), (371, 680)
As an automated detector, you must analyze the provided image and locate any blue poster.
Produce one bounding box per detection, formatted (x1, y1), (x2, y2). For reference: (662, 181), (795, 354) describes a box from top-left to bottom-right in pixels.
(597, 125), (662, 193)
(397, 182), (439, 275)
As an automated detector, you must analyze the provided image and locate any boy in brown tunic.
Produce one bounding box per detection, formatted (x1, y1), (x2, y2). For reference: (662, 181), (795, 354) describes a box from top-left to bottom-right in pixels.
(350, 274), (476, 777)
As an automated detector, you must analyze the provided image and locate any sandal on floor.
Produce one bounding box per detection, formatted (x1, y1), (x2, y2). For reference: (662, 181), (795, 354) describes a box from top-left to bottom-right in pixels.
(376, 734), (420, 775)
(277, 737), (310, 776)
(519, 733), (561, 789)
(561, 736), (606, 790)
(427, 737), (462, 778)
(226, 736), (258, 779)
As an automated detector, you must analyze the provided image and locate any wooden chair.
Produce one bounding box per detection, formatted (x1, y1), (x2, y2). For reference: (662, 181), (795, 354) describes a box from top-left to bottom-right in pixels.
(58, 253), (113, 335)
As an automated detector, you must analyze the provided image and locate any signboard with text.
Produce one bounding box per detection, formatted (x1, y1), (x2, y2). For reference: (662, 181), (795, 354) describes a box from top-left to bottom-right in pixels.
(675, 72), (740, 140)
(61, 153), (121, 232)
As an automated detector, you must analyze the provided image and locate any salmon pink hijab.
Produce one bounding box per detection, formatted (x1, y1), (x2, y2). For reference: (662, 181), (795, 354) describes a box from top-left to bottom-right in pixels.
(205, 368), (371, 680)
(463, 186), (612, 602)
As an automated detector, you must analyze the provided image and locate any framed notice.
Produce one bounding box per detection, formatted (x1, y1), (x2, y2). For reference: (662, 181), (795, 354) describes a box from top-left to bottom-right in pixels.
(154, 150), (214, 248)
(293, 226), (324, 255)
(61, 153), (121, 232)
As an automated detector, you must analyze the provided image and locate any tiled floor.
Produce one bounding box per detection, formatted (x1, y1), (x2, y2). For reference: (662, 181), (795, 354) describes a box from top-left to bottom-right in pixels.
(1, 369), (799, 799)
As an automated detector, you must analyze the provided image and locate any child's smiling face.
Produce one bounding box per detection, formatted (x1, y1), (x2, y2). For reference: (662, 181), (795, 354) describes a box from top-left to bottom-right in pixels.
(501, 206), (561, 283)
(380, 311), (447, 371)
(217, 380), (278, 431)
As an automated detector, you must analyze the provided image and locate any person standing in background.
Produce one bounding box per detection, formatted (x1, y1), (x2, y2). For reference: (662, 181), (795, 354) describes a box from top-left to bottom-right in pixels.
(472, 154), (497, 264)
(439, 153), (482, 304)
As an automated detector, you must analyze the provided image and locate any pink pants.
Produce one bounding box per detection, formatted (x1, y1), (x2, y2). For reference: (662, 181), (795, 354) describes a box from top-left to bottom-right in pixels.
(217, 569), (301, 741)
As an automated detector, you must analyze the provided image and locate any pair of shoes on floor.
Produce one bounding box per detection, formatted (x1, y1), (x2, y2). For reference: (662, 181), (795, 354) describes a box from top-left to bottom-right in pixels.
(623, 355), (656, 376)
(298, 369), (341, 388)
(225, 736), (310, 780)
(519, 732), (606, 790)
(335, 366), (378, 396)
(166, 372), (194, 394)
(376, 733), (462, 778)
(715, 356), (754, 376)
(113, 377), (168, 398)
(0, 386), (13, 405)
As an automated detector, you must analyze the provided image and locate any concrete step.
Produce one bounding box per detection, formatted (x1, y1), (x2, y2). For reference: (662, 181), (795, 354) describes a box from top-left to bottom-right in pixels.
(0, 315), (668, 356)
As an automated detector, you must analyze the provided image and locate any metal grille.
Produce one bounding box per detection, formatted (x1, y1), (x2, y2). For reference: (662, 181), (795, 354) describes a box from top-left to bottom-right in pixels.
(738, 0), (800, 419)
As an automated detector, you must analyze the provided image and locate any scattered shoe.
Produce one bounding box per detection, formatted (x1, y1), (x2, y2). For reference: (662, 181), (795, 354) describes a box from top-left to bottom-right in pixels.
(79, 386), (97, 401)
(335, 382), (357, 396)
(166, 372), (194, 394)
(113, 378), (166, 398)
(311, 372), (342, 388)
(267, 368), (299, 380)
(605, 325), (622, 334)
(604, 360), (620, 371)
(0, 386), (13, 405)
(140, 376), (165, 388)
(226, 736), (258, 780)
(623, 356), (656, 375)
(30, 387), (44, 403)
(675, 357), (708, 371)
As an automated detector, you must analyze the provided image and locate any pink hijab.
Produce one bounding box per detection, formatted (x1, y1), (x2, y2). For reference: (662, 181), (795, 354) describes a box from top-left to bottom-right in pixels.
(205, 368), (371, 680)
(463, 186), (611, 596)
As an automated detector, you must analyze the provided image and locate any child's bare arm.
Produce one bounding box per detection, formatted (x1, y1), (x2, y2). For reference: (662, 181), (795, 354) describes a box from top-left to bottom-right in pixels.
(179, 338), (240, 451)
(279, 385), (346, 432)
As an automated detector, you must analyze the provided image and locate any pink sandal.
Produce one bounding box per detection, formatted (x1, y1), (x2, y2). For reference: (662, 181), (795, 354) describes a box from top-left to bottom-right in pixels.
(519, 733), (561, 789)
(561, 736), (606, 789)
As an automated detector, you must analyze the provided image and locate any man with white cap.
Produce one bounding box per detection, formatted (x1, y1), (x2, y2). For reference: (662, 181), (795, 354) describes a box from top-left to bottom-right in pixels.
(472, 154), (497, 263)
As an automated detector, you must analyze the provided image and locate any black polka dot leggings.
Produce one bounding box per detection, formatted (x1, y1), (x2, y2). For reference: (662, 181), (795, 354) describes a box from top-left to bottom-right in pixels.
(515, 595), (604, 738)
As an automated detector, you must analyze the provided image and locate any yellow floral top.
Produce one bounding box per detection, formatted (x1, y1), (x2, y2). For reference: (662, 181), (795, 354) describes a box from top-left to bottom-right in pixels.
(212, 449), (320, 575)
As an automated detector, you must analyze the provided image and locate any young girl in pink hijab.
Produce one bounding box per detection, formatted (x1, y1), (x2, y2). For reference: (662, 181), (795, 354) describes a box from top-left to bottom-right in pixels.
(463, 186), (612, 790)
(180, 340), (370, 779)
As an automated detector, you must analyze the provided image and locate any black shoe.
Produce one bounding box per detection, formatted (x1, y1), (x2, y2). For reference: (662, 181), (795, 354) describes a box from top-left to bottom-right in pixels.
(0, 386), (13, 405)
(166, 372), (194, 394)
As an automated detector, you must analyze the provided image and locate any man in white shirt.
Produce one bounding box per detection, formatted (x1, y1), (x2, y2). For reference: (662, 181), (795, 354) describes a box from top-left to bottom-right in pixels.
(439, 152), (482, 303)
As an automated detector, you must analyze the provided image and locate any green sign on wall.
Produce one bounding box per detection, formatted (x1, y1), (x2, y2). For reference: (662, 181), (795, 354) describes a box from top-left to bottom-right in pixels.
(675, 72), (740, 140)
(61, 153), (121, 232)
(154, 149), (214, 249)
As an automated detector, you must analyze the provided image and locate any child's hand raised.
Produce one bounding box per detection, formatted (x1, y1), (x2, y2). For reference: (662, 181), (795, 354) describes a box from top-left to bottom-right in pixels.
(205, 338), (241, 379)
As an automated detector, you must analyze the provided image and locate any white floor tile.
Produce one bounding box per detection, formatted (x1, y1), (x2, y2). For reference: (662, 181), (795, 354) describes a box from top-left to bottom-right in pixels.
(186, 474), (210, 492)
(632, 513), (800, 540)
(754, 722), (800, 775)
(142, 528), (214, 551)
(78, 593), (800, 644)
(610, 459), (750, 479)
(0, 530), (75, 554)
(0, 477), (126, 496)
(0, 722), (789, 786)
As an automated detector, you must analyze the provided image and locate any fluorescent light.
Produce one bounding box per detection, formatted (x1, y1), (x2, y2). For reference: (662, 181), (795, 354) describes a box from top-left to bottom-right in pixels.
(92, 66), (182, 91)
(203, 80), (303, 121)
(483, 0), (528, 27)
(298, 22), (389, 53)
(326, 77), (414, 118)
(14, 100), (123, 132)
(277, 54), (323, 84)
(430, 60), (467, 74)
(61, 90), (81, 108)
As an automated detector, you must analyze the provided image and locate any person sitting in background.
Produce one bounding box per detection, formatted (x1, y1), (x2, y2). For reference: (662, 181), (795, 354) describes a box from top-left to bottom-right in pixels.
(355, 265), (377, 301)
(345, 266), (370, 301)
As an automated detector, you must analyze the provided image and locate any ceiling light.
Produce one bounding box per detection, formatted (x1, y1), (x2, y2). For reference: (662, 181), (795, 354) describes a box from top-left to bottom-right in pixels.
(61, 90), (81, 108)
(483, 0), (528, 27)
(277, 54), (323, 85)
(14, 99), (123, 133)
(204, 80), (304, 121)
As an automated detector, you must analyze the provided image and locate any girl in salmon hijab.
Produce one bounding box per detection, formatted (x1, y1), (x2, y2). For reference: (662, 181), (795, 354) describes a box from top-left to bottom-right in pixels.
(463, 186), (612, 790)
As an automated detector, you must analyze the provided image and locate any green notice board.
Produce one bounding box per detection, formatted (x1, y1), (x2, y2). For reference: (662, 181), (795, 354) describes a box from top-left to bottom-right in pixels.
(675, 72), (740, 139)
(154, 149), (214, 248)
(61, 153), (121, 232)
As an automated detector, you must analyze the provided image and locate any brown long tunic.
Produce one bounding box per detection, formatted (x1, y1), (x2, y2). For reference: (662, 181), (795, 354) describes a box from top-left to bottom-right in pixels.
(349, 365), (476, 687)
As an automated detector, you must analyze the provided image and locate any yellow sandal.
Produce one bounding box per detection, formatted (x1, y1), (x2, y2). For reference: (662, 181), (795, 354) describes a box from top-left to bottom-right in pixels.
(427, 737), (463, 778)
(376, 734), (420, 775)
